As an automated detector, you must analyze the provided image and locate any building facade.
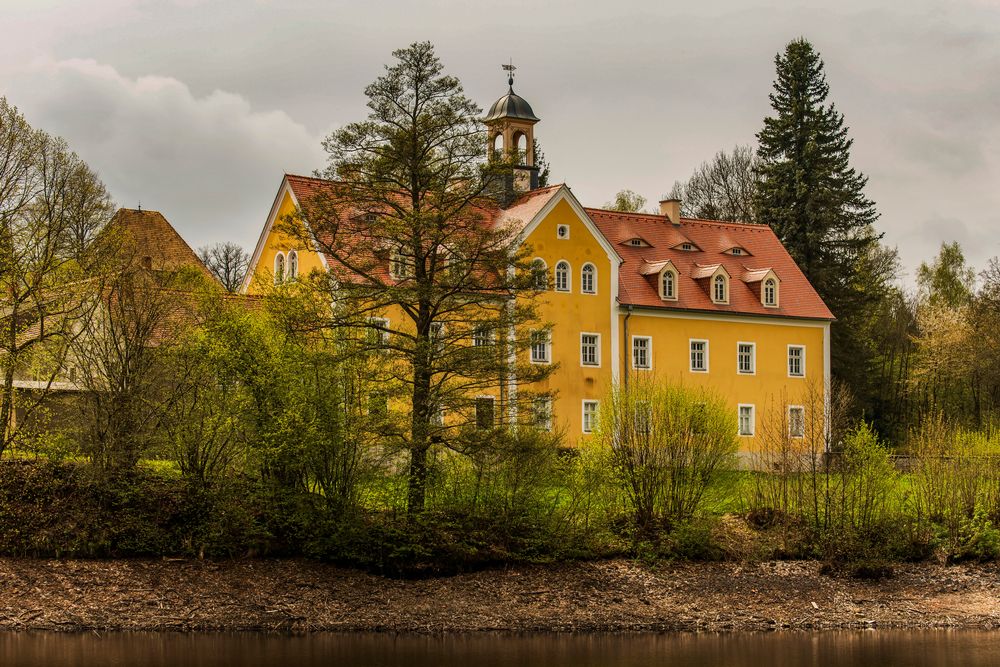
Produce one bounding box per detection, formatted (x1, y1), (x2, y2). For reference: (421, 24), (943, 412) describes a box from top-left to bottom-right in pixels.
(243, 80), (834, 449)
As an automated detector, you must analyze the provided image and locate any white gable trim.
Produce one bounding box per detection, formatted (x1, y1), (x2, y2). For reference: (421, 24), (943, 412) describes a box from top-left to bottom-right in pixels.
(241, 176), (330, 293)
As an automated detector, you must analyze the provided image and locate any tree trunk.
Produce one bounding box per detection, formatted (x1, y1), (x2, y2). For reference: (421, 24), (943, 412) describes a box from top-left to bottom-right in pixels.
(407, 322), (433, 515)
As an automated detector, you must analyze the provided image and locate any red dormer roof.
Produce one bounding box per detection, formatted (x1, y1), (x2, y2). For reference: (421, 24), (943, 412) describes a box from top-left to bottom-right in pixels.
(586, 209), (834, 321)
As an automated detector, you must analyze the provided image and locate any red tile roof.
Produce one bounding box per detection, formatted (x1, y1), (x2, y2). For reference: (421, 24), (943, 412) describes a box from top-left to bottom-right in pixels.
(282, 175), (832, 321)
(587, 209), (834, 321)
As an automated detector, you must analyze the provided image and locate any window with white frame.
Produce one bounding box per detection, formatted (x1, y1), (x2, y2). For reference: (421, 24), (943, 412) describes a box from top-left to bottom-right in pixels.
(581, 263), (596, 294)
(532, 397), (552, 431)
(530, 330), (550, 363)
(788, 345), (805, 377)
(531, 258), (548, 290)
(738, 404), (755, 436)
(581, 333), (600, 366)
(390, 247), (409, 279)
(763, 278), (778, 307)
(661, 269), (676, 300)
(475, 396), (495, 430)
(287, 250), (299, 280)
(737, 342), (755, 375)
(690, 339), (708, 372)
(430, 322), (445, 353)
(713, 274), (728, 303)
(555, 260), (571, 292)
(582, 400), (599, 433)
(369, 317), (390, 346)
(632, 336), (652, 370)
(789, 405), (805, 438)
(273, 252), (286, 284)
(472, 325), (491, 348)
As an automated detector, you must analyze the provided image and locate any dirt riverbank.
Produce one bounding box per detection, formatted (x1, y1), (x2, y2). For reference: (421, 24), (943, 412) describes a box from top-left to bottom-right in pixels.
(0, 558), (997, 633)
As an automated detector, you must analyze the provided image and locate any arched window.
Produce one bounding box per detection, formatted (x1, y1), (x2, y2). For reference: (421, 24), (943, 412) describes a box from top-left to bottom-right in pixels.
(581, 263), (596, 294)
(555, 260), (571, 292)
(763, 278), (777, 306)
(287, 250), (299, 281)
(661, 269), (677, 300)
(273, 252), (286, 284)
(513, 131), (527, 162)
(713, 274), (728, 303)
(531, 258), (548, 291)
(492, 133), (504, 158)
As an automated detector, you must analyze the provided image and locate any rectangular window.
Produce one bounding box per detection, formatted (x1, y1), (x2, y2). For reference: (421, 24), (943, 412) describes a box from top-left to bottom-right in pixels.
(475, 396), (495, 430)
(368, 317), (390, 346)
(690, 339), (708, 372)
(738, 404), (755, 437)
(582, 400), (599, 434)
(430, 322), (445, 352)
(632, 336), (652, 370)
(581, 333), (601, 367)
(789, 405), (805, 438)
(533, 397), (552, 431)
(737, 342), (755, 375)
(788, 345), (805, 377)
(473, 325), (491, 348)
(530, 330), (550, 363)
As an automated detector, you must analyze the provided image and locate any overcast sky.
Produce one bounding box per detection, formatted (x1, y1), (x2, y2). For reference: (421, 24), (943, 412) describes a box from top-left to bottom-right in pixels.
(2, 0), (998, 283)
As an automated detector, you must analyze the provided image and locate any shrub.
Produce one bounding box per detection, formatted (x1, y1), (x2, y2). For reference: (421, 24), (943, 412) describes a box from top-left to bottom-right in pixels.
(596, 377), (738, 531)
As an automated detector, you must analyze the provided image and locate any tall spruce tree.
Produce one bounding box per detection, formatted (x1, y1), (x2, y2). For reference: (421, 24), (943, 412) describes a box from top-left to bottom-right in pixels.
(755, 38), (882, 395)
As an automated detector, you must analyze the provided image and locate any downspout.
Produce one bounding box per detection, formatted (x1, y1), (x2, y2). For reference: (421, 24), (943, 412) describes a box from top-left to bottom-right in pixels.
(623, 304), (633, 388)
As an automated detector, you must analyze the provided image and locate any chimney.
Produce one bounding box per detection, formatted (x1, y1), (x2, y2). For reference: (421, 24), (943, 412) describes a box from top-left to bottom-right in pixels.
(659, 198), (681, 225)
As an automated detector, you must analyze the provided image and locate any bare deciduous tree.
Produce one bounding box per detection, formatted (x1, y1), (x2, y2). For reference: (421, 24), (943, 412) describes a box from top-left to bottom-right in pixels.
(0, 98), (115, 454)
(669, 145), (759, 223)
(198, 242), (250, 293)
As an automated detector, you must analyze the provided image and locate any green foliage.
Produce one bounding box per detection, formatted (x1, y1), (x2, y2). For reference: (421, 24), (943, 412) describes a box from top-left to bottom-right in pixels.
(597, 378), (738, 530)
(605, 189), (647, 213)
(917, 241), (975, 308)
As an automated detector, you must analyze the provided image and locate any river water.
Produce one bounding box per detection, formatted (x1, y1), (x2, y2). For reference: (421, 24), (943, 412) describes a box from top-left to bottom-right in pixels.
(0, 630), (994, 666)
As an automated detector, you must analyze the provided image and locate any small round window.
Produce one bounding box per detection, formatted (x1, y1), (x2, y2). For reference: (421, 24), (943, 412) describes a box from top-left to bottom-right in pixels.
(557, 224), (569, 239)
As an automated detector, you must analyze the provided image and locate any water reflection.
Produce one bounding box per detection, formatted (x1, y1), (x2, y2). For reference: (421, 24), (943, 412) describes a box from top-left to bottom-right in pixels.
(0, 630), (995, 666)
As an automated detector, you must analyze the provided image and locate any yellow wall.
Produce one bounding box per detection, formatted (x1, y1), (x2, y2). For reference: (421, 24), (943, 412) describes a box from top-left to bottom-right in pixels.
(245, 183), (829, 451)
(521, 198), (616, 436)
(621, 311), (827, 446)
(246, 190), (327, 294)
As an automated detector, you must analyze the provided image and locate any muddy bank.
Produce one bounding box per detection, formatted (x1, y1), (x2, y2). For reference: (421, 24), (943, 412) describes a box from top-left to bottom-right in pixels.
(0, 558), (997, 633)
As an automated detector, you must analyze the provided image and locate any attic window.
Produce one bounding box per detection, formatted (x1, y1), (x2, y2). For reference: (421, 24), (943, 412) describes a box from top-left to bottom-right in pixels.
(681, 243), (694, 251)
(763, 278), (778, 307)
(731, 248), (743, 256)
(625, 238), (648, 247)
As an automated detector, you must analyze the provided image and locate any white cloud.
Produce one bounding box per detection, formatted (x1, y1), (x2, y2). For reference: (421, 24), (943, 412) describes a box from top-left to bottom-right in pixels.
(3, 57), (326, 252)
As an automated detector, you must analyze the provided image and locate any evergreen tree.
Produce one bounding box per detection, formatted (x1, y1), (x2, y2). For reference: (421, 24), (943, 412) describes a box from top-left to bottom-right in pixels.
(288, 42), (555, 513)
(755, 38), (883, 393)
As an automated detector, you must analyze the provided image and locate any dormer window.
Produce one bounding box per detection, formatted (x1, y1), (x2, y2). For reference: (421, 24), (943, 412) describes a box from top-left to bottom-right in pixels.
(681, 243), (693, 251)
(713, 274), (728, 304)
(731, 248), (743, 256)
(390, 247), (410, 279)
(763, 278), (778, 307)
(661, 268), (677, 300)
(624, 237), (650, 247)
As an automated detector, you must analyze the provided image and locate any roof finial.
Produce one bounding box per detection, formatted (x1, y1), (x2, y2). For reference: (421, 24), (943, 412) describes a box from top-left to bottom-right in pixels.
(502, 59), (516, 90)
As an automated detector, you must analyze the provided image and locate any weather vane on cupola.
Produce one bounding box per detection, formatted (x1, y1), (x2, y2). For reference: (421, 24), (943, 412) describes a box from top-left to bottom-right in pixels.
(502, 59), (516, 89)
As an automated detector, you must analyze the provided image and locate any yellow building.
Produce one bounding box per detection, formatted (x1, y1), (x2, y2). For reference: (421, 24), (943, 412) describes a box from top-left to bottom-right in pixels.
(243, 79), (833, 449)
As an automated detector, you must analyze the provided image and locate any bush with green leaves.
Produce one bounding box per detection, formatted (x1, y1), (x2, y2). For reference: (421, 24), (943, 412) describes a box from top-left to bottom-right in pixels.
(596, 377), (738, 531)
